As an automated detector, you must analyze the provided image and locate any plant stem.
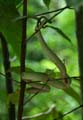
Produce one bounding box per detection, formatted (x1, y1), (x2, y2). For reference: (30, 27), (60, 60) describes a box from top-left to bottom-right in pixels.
(0, 32), (16, 120)
(17, 0), (27, 119)
(75, 5), (83, 120)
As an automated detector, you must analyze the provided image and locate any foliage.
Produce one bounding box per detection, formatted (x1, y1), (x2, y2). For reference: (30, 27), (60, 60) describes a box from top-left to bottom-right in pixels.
(0, 2), (22, 59)
(0, 0), (82, 120)
(43, 0), (51, 8)
(0, 0), (21, 5)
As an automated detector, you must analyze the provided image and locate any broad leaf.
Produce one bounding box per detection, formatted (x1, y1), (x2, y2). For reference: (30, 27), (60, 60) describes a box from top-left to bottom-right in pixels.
(47, 25), (71, 43)
(43, 0), (51, 8)
(0, 3), (22, 59)
(7, 90), (19, 105)
(64, 87), (81, 104)
(0, 0), (14, 4)
(15, 0), (22, 5)
(8, 66), (33, 74)
(0, 0), (22, 5)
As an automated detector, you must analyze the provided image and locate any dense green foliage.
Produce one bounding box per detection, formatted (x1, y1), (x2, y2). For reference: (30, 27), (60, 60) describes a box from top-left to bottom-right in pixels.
(0, 0), (82, 120)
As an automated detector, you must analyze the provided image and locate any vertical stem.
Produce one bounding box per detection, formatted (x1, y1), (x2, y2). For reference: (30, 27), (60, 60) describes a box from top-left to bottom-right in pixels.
(75, 6), (83, 120)
(0, 33), (16, 120)
(18, 0), (27, 119)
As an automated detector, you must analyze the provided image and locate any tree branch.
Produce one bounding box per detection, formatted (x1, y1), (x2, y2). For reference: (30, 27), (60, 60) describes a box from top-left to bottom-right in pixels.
(17, 0), (27, 119)
(75, 5), (83, 120)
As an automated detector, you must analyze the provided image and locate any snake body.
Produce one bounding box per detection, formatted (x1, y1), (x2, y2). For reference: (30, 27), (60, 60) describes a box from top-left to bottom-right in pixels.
(37, 30), (70, 87)
(22, 26), (70, 92)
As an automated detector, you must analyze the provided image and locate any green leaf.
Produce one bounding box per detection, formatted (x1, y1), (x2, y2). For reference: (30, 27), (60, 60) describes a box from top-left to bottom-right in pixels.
(0, 3), (22, 59)
(45, 69), (61, 79)
(8, 66), (33, 74)
(47, 25), (71, 43)
(8, 66), (36, 79)
(8, 66), (21, 74)
(64, 87), (81, 104)
(7, 90), (19, 105)
(43, 0), (51, 8)
(0, 0), (22, 5)
(0, 0), (14, 4)
(15, 0), (22, 5)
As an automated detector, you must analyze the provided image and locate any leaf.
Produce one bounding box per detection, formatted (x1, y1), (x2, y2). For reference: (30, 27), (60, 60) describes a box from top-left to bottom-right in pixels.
(8, 66), (33, 74)
(0, 3), (22, 59)
(64, 87), (81, 104)
(47, 25), (71, 43)
(0, 0), (14, 5)
(0, 0), (22, 5)
(15, 0), (22, 5)
(43, 0), (51, 8)
(45, 69), (61, 79)
(7, 90), (19, 105)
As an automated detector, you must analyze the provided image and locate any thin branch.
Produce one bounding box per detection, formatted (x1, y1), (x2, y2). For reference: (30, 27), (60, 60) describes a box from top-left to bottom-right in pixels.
(0, 71), (80, 81)
(26, 31), (37, 42)
(22, 104), (83, 120)
(54, 104), (83, 120)
(26, 7), (66, 43)
(22, 104), (55, 120)
(30, 6), (73, 17)
(0, 33), (16, 120)
(17, 0), (27, 119)
(24, 80), (50, 105)
(0, 72), (6, 77)
(25, 6), (73, 20)
(0, 72), (20, 84)
(14, 6), (73, 22)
